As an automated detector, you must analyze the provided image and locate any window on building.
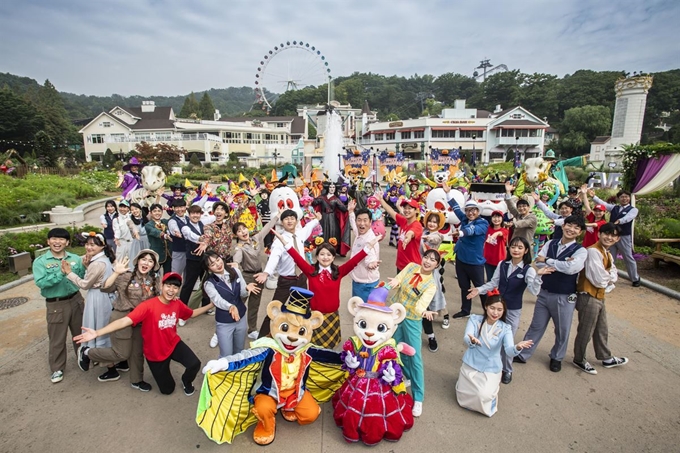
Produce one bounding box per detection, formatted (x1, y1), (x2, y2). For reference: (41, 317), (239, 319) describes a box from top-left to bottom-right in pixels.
(385, 133), (395, 140)
(413, 130), (424, 139)
(90, 134), (104, 144)
(511, 113), (524, 119)
(460, 130), (483, 138)
(265, 134), (273, 140)
(102, 121), (112, 128)
(401, 131), (411, 139)
(375, 133), (384, 141)
(110, 133), (125, 142)
(276, 122), (285, 128)
(432, 130), (455, 138)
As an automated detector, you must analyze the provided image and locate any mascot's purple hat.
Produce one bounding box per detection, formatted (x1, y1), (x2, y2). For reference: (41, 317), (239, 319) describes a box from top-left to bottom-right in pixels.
(359, 284), (392, 313)
(123, 157), (145, 171)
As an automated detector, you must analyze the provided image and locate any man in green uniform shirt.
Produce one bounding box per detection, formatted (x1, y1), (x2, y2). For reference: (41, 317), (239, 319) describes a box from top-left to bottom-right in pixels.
(32, 228), (86, 383)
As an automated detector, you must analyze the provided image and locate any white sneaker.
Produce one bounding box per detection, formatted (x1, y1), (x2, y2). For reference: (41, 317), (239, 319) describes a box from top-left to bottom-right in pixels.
(206, 309), (215, 316)
(50, 370), (64, 383)
(178, 319), (186, 327)
(412, 401), (423, 417)
(248, 331), (259, 340)
(209, 333), (219, 348)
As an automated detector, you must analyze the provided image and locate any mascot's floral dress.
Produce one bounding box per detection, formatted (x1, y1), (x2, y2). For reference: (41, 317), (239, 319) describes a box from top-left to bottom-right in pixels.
(332, 337), (414, 445)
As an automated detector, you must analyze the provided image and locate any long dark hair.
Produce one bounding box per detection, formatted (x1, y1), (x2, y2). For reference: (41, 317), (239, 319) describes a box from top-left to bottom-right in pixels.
(310, 243), (339, 280)
(85, 236), (115, 264)
(104, 200), (118, 216)
(202, 251), (238, 282)
(478, 294), (508, 337)
(508, 236), (532, 266)
(129, 202), (147, 225)
(125, 251), (160, 300)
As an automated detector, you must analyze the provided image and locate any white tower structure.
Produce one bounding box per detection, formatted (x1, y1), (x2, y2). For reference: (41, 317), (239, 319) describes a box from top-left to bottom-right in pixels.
(604, 75), (653, 164)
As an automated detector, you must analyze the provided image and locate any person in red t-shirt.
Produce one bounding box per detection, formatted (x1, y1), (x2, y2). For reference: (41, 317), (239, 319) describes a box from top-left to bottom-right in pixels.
(483, 210), (510, 281)
(376, 190), (423, 271)
(75, 272), (214, 396)
(580, 185), (608, 248)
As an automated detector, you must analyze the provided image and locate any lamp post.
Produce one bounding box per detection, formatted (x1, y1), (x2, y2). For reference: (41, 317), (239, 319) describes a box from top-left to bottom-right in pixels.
(273, 148), (281, 175)
(472, 134), (477, 167)
(425, 145), (432, 178)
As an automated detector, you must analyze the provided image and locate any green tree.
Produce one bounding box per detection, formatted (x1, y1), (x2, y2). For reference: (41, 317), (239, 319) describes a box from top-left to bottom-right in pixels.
(34, 130), (56, 166)
(179, 92), (199, 118)
(102, 148), (116, 168)
(518, 73), (560, 123)
(470, 70), (523, 111)
(433, 73), (480, 106)
(189, 152), (201, 166)
(558, 105), (612, 157)
(557, 70), (623, 118)
(308, 122), (317, 139)
(0, 88), (45, 154)
(35, 79), (75, 149)
(198, 92), (215, 120)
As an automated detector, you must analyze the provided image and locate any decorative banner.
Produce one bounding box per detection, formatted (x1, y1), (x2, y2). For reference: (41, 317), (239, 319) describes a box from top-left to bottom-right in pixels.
(378, 149), (404, 176)
(429, 148), (461, 175)
(342, 148), (371, 181)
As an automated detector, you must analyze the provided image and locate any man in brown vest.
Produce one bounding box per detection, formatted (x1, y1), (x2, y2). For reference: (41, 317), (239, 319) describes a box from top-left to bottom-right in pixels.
(572, 222), (629, 375)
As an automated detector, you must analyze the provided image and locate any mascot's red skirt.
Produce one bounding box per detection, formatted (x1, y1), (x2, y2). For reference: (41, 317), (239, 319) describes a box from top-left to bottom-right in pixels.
(332, 372), (414, 446)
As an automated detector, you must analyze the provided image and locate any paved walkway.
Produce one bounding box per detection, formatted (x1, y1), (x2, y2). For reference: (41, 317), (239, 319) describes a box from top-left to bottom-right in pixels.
(1, 220), (679, 452)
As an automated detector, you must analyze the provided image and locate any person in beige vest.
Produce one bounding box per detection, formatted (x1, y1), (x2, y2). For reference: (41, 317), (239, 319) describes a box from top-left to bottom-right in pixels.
(504, 182), (538, 257)
(572, 222), (629, 375)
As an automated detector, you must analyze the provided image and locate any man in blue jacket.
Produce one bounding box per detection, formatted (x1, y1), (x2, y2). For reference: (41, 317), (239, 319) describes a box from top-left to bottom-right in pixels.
(443, 184), (489, 319)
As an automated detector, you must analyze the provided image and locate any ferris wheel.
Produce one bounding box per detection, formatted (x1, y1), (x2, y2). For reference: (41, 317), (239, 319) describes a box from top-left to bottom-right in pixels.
(254, 41), (332, 111)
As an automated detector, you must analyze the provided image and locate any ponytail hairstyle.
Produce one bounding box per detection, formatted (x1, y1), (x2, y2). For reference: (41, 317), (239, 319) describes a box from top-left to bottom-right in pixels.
(310, 243), (339, 280)
(84, 235), (116, 264)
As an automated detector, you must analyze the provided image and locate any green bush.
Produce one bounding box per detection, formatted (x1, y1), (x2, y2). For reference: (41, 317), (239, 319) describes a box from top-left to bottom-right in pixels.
(0, 172), (116, 226)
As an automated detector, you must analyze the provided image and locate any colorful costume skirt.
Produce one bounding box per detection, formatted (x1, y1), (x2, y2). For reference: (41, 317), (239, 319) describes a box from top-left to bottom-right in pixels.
(332, 373), (414, 445)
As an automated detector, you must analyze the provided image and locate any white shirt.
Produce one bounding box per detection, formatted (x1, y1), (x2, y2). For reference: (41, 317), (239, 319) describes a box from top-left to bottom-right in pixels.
(537, 239), (588, 275)
(349, 212), (380, 283)
(584, 247), (618, 289)
(113, 213), (132, 241)
(263, 220), (319, 277)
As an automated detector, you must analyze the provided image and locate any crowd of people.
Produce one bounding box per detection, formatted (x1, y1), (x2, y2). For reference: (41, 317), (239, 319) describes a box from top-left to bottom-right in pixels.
(33, 162), (635, 424)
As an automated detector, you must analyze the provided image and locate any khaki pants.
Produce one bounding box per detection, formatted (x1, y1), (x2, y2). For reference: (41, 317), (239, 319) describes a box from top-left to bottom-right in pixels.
(46, 293), (84, 373)
(573, 293), (612, 363)
(87, 309), (145, 383)
(241, 272), (264, 333)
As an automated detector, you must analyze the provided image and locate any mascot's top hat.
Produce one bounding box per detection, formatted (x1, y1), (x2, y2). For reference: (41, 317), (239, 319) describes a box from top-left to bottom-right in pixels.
(282, 286), (314, 319)
(358, 284), (392, 313)
(123, 157), (145, 171)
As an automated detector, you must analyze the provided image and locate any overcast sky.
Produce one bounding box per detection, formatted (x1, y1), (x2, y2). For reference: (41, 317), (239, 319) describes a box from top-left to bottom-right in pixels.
(1, 0), (678, 97)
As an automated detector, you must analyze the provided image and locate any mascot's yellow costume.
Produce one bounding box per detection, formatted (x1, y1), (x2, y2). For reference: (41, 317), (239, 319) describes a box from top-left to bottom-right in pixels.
(196, 287), (345, 445)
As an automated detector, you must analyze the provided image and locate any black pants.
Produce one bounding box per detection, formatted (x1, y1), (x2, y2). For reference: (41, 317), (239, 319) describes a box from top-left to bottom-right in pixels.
(146, 340), (201, 395)
(257, 274), (307, 338)
(422, 318), (434, 335)
(455, 258), (487, 314)
(179, 258), (208, 306)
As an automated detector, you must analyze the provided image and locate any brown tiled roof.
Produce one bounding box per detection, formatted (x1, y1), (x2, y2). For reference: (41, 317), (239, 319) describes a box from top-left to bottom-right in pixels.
(547, 126), (558, 133)
(492, 107), (516, 117)
(477, 110), (492, 118)
(122, 106), (175, 130)
(494, 119), (545, 127)
(290, 116), (305, 134)
(591, 136), (611, 144)
(217, 116), (297, 123)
